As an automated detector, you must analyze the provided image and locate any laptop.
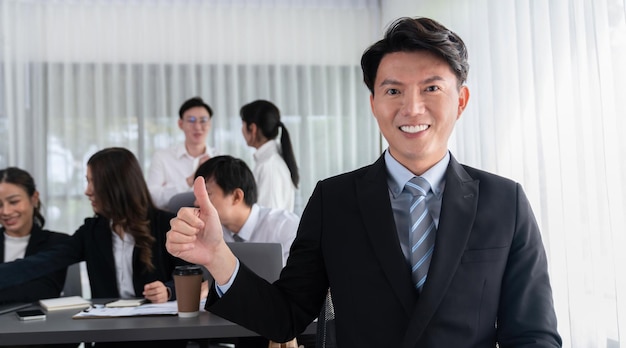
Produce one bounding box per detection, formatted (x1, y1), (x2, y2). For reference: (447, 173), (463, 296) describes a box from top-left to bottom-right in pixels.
(201, 242), (283, 283)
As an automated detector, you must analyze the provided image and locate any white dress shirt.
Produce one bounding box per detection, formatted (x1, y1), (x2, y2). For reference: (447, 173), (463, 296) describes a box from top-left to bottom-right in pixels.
(222, 204), (299, 266)
(147, 143), (217, 208)
(253, 139), (296, 213)
(111, 230), (136, 299)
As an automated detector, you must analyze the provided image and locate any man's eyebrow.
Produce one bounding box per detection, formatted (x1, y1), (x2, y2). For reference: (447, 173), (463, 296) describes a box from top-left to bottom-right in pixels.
(378, 78), (402, 87)
(422, 75), (445, 84)
(378, 75), (447, 88)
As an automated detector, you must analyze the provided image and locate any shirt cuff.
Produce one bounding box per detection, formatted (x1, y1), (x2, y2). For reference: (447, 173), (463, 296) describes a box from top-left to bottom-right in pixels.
(215, 258), (240, 297)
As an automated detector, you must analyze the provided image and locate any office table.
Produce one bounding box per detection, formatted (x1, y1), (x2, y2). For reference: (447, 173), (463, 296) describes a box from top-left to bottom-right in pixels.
(0, 303), (317, 345)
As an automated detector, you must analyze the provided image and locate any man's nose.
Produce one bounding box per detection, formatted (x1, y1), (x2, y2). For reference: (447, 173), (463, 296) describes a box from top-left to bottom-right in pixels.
(401, 89), (426, 116)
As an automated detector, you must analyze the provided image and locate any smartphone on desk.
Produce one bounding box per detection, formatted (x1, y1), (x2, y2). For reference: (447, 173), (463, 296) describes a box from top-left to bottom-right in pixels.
(16, 309), (46, 321)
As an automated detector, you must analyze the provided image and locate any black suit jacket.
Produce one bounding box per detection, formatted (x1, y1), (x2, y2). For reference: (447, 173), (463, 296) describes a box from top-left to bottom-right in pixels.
(0, 225), (70, 304)
(0, 209), (187, 299)
(207, 154), (562, 347)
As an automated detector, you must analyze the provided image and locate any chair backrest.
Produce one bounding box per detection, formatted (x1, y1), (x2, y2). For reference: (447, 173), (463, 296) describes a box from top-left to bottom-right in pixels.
(165, 192), (196, 213)
(202, 242), (283, 284)
(62, 262), (83, 297)
(228, 242), (283, 282)
(316, 290), (337, 348)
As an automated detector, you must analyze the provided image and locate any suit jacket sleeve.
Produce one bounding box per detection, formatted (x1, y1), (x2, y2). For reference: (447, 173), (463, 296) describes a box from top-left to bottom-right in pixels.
(0, 227), (72, 304)
(496, 184), (561, 347)
(206, 181), (329, 343)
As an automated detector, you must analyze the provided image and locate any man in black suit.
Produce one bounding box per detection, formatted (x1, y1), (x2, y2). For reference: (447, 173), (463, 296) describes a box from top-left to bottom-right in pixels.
(167, 17), (562, 347)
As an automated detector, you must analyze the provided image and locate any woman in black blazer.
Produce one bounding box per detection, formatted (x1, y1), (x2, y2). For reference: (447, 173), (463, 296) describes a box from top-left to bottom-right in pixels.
(72, 147), (187, 302)
(0, 167), (70, 304)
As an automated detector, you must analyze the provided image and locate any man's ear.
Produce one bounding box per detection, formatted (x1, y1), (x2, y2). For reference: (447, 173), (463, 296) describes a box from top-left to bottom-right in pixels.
(231, 188), (245, 206)
(456, 85), (470, 119)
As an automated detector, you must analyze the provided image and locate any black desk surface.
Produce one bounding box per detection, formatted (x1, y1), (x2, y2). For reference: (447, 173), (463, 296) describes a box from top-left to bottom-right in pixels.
(0, 301), (316, 345)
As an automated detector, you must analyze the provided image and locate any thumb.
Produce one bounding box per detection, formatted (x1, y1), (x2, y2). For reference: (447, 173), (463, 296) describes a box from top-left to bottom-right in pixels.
(193, 176), (212, 215)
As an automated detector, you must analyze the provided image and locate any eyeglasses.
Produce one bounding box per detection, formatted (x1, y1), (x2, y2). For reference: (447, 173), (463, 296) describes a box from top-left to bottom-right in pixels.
(184, 116), (210, 125)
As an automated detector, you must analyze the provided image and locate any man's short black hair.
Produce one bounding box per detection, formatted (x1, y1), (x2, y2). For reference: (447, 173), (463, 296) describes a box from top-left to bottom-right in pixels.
(178, 97), (214, 119)
(194, 155), (257, 207)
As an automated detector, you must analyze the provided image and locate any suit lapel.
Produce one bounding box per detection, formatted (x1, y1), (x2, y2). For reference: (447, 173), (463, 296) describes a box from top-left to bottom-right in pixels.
(402, 155), (480, 348)
(357, 155), (416, 316)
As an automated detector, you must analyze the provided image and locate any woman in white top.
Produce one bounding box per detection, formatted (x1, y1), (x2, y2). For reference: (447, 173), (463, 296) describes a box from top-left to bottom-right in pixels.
(240, 100), (299, 213)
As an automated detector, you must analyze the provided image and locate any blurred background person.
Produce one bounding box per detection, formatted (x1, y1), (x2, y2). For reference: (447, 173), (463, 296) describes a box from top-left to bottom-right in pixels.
(240, 100), (299, 213)
(147, 96), (217, 210)
(0, 167), (70, 305)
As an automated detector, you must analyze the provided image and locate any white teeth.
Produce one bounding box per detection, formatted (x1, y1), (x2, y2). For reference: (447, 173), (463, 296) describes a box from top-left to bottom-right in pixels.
(400, 125), (429, 133)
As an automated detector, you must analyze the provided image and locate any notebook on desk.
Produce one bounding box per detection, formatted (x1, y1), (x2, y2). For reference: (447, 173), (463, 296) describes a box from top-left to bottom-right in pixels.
(202, 242), (283, 283)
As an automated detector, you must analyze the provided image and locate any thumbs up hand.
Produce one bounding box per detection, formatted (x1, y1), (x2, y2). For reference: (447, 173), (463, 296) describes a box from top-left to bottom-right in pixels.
(167, 177), (237, 284)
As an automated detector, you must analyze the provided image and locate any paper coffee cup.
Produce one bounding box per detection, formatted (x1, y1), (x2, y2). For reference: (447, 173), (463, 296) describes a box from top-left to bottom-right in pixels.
(173, 265), (203, 318)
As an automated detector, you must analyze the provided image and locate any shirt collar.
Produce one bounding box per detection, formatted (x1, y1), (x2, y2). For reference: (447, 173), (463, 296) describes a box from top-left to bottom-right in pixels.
(253, 139), (279, 162)
(384, 149), (448, 199)
(175, 143), (209, 159)
(227, 204), (260, 241)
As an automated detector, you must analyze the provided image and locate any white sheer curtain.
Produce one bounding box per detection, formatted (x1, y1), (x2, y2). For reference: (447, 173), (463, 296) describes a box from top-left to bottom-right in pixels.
(0, 0), (381, 229)
(383, 0), (626, 347)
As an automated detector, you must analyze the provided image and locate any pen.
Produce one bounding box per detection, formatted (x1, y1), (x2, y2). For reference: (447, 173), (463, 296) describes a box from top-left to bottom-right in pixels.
(82, 304), (104, 312)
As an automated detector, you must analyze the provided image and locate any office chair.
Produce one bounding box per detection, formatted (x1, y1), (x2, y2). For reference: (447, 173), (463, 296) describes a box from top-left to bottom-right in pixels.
(316, 290), (336, 348)
(61, 262), (83, 297)
(166, 192), (196, 213)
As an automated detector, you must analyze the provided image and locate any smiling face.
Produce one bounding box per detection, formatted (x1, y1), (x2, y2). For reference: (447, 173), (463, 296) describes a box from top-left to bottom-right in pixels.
(178, 106), (212, 148)
(370, 50), (469, 175)
(0, 182), (38, 237)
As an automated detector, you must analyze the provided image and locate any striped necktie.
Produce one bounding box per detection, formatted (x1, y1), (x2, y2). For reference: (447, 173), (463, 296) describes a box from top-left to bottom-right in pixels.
(232, 234), (244, 242)
(405, 177), (436, 292)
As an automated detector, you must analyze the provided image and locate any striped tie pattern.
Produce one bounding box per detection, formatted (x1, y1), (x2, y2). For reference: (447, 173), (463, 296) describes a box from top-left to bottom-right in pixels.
(405, 177), (436, 292)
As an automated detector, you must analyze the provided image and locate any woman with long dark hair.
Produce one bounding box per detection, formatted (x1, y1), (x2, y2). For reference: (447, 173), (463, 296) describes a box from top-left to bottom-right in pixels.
(240, 100), (299, 213)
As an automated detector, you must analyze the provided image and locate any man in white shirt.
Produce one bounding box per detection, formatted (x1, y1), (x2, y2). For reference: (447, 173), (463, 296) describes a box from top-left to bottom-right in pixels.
(194, 155), (298, 266)
(147, 97), (217, 209)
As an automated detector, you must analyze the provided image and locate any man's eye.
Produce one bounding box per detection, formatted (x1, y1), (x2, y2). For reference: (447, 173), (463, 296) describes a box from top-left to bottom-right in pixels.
(425, 86), (440, 92)
(386, 89), (400, 95)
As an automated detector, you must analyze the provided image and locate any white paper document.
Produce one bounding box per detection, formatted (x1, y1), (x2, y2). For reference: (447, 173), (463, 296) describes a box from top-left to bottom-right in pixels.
(73, 301), (179, 318)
